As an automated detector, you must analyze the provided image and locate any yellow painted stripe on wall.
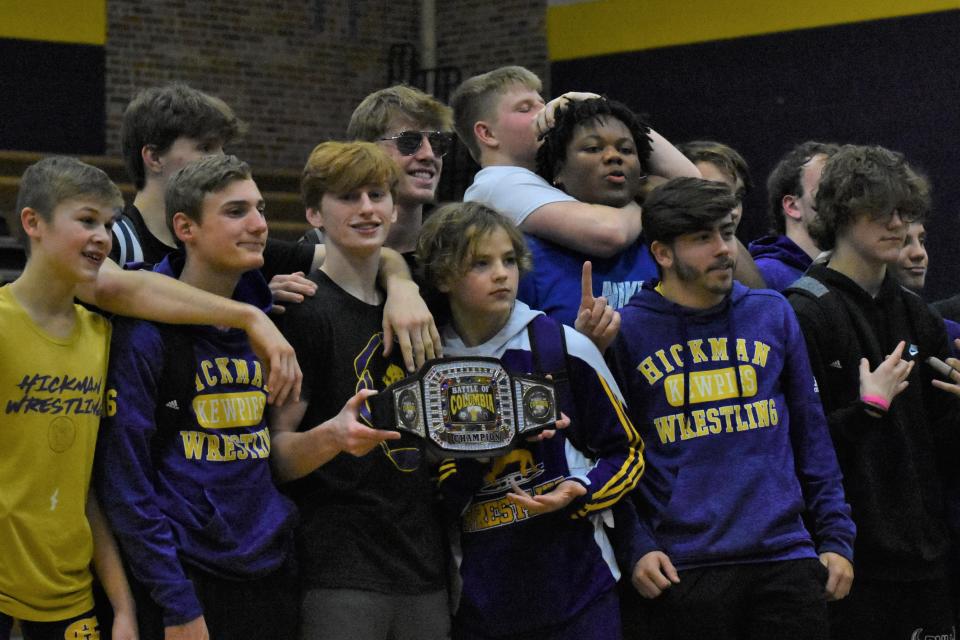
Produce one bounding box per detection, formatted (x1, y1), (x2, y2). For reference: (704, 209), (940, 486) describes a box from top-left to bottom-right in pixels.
(547, 0), (959, 61)
(0, 0), (106, 45)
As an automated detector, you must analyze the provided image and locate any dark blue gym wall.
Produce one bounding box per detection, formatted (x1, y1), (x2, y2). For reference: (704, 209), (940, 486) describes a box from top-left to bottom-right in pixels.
(0, 1), (106, 155)
(550, 9), (960, 301)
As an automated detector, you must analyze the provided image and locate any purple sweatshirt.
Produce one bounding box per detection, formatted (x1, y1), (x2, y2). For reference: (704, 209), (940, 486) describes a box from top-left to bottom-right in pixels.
(748, 235), (813, 292)
(95, 252), (296, 625)
(609, 281), (855, 569)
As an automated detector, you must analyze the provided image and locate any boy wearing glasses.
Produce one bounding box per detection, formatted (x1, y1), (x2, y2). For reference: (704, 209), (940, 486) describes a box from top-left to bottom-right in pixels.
(787, 145), (959, 639)
(269, 141), (449, 640)
(345, 85), (453, 255)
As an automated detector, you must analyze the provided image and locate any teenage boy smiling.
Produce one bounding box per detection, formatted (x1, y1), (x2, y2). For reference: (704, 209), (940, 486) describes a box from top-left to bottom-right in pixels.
(117, 83), (439, 371)
(346, 85), (453, 255)
(271, 142), (449, 640)
(96, 155), (300, 640)
(1, 156), (136, 640)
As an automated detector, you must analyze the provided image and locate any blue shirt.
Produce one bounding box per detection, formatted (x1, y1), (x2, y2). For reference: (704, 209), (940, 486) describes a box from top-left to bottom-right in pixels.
(518, 233), (658, 327)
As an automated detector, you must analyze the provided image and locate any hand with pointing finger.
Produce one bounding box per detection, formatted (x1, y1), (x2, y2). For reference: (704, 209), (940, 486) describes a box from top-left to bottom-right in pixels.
(574, 261), (620, 353)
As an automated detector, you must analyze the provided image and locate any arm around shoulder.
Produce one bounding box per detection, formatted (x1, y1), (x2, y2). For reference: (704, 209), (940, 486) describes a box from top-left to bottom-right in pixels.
(81, 260), (302, 405)
(523, 199), (643, 257)
(377, 248), (441, 371)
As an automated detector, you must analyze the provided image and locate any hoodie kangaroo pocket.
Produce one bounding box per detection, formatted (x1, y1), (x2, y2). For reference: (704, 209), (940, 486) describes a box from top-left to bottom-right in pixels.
(188, 479), (294, 564)
(657, 454), (807, 563)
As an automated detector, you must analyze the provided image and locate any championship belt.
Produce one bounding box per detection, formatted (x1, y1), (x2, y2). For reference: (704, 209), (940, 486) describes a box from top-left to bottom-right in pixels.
(369, 357), (558, 458)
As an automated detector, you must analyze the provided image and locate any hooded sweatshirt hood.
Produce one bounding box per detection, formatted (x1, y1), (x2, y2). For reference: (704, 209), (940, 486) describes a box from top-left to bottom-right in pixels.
(629, 279), (749, 320)
(748, 235), (813, 292)
(442, 301), (542, 359)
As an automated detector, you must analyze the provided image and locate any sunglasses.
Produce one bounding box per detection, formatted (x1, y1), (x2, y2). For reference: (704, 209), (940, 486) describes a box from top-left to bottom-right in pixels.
(379, 131), (451, 157)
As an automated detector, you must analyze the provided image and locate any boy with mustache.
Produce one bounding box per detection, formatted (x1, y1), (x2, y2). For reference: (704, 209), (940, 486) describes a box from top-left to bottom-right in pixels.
(609, 177), (855, 640)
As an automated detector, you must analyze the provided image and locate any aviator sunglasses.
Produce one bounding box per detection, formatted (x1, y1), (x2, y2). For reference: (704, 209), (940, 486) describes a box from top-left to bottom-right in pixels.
(379, 130), (451, 157)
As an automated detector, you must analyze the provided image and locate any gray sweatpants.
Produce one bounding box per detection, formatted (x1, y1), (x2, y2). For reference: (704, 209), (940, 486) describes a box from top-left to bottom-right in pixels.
(300, 588), (451, 640)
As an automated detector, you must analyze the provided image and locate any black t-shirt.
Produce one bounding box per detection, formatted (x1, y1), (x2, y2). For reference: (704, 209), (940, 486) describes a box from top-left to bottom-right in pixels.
(278, 270), (446, 594)
(110, 203), (314, 280)
(261, 238), (315, 282)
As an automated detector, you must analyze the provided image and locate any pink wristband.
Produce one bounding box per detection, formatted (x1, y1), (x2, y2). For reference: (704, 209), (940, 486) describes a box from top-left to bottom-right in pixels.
(861, 394), (890, 412)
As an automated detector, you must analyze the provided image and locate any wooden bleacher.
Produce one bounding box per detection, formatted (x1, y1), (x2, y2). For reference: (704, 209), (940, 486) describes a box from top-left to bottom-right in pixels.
(0, 150), (312, 284)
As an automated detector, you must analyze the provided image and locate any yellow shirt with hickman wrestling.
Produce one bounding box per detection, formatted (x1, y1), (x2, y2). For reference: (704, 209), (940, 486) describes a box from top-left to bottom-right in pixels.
(0, 285), (110, 621)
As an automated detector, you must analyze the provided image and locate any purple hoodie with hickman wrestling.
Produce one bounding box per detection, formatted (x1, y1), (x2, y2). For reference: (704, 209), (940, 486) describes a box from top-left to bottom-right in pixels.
(95, 251), (296, 626)
(608, 280), (855, 569)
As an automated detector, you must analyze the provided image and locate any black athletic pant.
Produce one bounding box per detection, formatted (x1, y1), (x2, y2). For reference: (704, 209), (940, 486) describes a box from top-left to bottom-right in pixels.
(621, 558), (829, 640)
(132, 552), (299, 640)
(829, 575), (955, 640)
(0, 609), (100, 640)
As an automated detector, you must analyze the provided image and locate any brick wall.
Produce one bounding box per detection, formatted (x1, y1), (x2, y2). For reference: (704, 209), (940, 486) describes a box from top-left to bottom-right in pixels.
(105, 0), (421, 173)
(436, 0), (549, 94)
(105, 0), (549, 174)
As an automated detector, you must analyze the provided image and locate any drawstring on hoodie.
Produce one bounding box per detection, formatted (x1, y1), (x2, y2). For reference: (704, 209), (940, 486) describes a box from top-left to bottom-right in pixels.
(727, 297), (746, 402)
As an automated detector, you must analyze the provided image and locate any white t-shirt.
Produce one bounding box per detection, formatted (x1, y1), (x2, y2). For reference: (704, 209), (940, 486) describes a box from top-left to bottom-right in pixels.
(464, 165), (576, 226)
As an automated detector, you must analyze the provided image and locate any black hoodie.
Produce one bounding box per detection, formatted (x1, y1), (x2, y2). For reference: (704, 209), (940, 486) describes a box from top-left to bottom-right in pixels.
(788, 264), (959, 581)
